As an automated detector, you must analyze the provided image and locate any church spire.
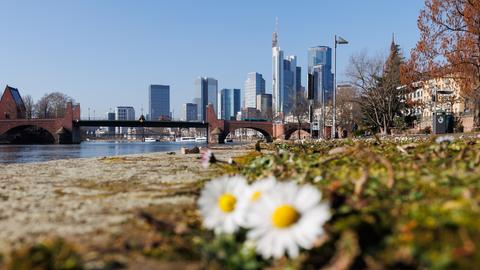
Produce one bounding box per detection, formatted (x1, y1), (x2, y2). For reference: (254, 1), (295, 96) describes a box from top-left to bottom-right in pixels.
(391, 33), (396, 50)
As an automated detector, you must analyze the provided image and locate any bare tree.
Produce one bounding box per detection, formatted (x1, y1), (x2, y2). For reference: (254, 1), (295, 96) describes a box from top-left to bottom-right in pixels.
(336, 85), (362, 132)
(22, 94), (34, 119)
(49, 92), (72, 118)
(35, 92), (73, 119)
(346, 51), (384, 131)
(290, 91), (310, 139)
(346, 44), (406, 134)
(35, 94), (51, 119)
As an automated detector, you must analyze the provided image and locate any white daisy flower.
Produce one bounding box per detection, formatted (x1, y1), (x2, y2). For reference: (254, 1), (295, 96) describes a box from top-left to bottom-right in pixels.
(237, 177), (277, 227)
(435, 135), (454, 144)
(197, 175), (248, 234)
(246, 182), (330, 259)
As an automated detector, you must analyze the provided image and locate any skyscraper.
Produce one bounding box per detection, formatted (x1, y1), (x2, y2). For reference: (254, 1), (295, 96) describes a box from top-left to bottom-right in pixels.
(107, 112), (115, 134)
(149, 85), (170, 120)
(256, 93), (272, 119)
(296, 66), (302, 95)
(308, 46), (333, 103)
(182, 103), (198, 121)
(271, 20), (298, 117)
(272, 26), (284, 117)
(115, 106), (135, 120)
(192, 97), (201, 119)
(244, 72), (265, 109)
(195, 77), (218, 121)
(283, 55), (297, 113)
(115, 106), (135, 134)
(219, 88), (241, 120)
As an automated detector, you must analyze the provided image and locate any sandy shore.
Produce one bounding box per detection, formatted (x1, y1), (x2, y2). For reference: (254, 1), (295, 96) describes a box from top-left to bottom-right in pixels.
(0, 146), (250, 253)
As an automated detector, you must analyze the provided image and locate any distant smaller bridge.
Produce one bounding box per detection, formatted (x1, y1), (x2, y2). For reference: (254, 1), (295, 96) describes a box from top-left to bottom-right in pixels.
(74, 120), (208, 129)
(205, 105), (312, 143)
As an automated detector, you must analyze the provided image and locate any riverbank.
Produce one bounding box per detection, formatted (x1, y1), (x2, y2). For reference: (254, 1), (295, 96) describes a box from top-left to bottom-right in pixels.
(0, 145), (251, 260)
(0, 141), (211, 164)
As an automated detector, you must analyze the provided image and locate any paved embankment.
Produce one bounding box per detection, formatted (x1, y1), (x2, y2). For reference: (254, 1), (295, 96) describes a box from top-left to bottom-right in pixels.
(0, 147), (249, 253)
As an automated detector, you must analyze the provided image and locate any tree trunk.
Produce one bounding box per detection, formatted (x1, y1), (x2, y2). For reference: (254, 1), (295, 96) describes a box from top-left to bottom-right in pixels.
(474, 100), (480, 130)
(297, 118), (301, 140)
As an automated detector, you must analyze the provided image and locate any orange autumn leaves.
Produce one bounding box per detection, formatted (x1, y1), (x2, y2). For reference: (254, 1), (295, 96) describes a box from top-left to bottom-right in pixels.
(402, 0), (480, 120)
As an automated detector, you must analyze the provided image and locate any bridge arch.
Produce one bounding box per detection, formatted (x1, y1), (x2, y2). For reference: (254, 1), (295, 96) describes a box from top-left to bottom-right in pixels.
(284, 127), (311, 140)
(219, 126), (273, 143)
(0, 124), (57, 144)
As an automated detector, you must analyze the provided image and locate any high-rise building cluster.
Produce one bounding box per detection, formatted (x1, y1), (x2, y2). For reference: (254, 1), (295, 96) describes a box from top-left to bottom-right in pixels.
(179, 21), (334, 123)
(105, 19), (334, 127)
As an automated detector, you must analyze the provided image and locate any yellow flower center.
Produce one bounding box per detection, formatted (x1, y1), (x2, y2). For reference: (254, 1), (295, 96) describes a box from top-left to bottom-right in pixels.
(271, 205), (300, 228)
(251, 191), (262, 201)
(218, 193), (237, 213)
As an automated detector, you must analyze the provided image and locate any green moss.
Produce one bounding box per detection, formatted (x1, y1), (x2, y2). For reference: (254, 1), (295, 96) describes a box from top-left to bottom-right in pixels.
(8, 239), (84, 270)
(221, 138), (480, 269)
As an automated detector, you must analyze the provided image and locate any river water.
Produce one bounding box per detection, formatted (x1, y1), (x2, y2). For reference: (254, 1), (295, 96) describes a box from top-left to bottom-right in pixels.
(0, 141), (207, 164)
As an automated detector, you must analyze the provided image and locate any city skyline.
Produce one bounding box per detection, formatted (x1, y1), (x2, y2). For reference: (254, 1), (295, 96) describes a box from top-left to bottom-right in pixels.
(0, 1), (424, 119)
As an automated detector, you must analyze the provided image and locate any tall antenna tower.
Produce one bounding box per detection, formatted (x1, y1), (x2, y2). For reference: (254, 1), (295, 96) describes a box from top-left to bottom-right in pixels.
(276, 17), (279, 34)
(272, 17), (279, 48)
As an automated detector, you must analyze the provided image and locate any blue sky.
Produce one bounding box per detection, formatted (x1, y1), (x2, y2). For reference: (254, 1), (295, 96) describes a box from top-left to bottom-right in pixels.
(0, 1), (424, 119)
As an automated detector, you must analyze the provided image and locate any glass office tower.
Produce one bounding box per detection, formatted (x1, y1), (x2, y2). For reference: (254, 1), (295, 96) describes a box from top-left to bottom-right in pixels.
(195, 77), (218, 121)
(149, 85), (170, 120)
(219, 88), (240, 120)
(244, 72), (265, 109)
(182, 103), (198, 121)
(308, 46), (333, 103)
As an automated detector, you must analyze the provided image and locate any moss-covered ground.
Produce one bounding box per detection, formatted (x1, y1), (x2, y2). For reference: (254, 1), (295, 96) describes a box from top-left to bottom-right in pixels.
(3, 137), (480, 269)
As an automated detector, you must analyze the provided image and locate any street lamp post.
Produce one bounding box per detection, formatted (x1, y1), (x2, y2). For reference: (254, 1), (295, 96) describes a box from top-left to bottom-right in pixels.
(139, 114), (145, 142)
(322, 80), (325, 139)
(332, 35), (348, 139)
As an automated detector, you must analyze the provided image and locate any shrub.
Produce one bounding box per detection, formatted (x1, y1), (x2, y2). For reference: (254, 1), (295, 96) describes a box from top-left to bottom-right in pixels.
(8, 239), (83, 270)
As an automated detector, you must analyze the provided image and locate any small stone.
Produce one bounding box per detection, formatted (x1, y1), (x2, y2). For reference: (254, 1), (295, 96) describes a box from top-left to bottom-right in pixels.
(181, 146), (200, 154)
(328, 146), (348, 155)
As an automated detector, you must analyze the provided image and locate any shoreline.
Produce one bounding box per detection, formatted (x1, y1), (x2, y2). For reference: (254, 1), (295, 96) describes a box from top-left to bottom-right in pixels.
(0, 141), (253, 165)
(0, 145), (252, 253)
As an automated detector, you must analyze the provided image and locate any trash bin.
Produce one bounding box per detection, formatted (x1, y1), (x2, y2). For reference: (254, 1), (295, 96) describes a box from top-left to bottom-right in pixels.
(445, 113), (454, 133)
(434, 112), (454, 134)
